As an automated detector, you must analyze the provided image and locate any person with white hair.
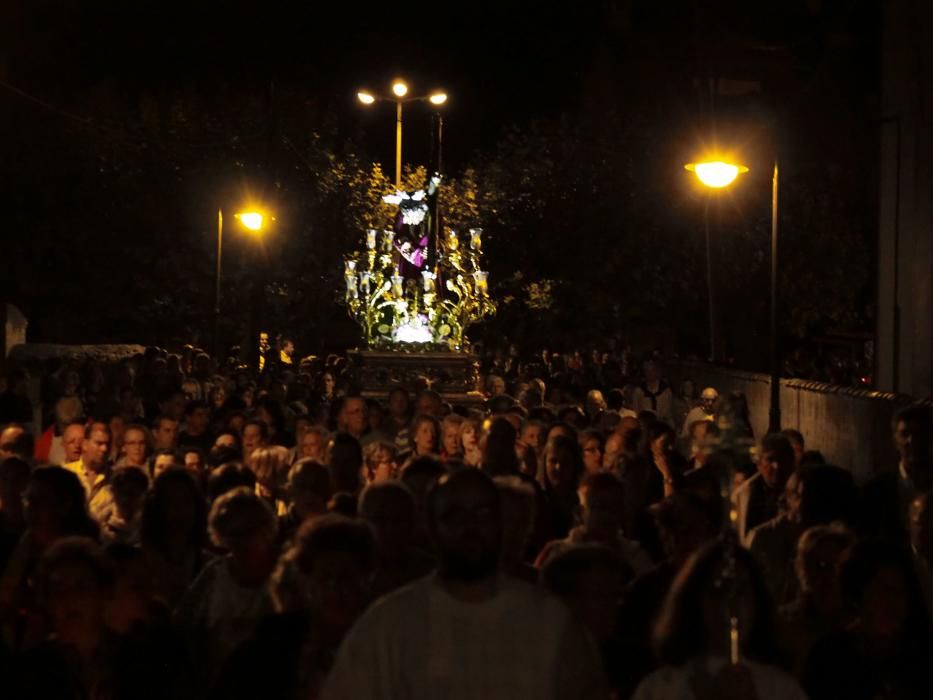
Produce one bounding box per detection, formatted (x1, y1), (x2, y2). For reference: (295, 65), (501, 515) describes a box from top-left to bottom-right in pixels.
(680, 386), (719, 437)
(35, 396), (83, 464)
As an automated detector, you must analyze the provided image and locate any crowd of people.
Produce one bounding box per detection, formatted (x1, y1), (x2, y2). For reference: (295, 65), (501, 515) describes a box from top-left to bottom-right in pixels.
(0, 342), (931, 699)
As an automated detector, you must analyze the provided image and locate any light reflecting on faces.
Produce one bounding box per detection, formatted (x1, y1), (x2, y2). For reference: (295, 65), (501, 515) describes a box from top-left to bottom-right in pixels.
(342, 399), (367, 435)
(153, 419), (178, 450)
(461, 424), (479, 452)
(122, 429), (148, 466)
(153, 454), (176, 478)
(214, 433), (237, 450)
(414, 420), (437, 455)
(581, 438), (603, 475)
(63, 424), (86, 463)
(301, 431), (325, 461)
(602, 433), (622, 471)
(443, 424), (461, 456)
(83, 428), (111, 470)
(242, 424), (264, 457)
(369, 448), (398, 483)
(757, 449), (784, 489)
(184, 451), (203, 472)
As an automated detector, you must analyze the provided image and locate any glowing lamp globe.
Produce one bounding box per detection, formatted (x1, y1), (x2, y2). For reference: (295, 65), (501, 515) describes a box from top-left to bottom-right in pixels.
(236, 212), (265, 231)
(685, 161), (749, 189)
(429, 92), (448, 105)
(392, 81), (409, 98)
(357, 91), (376, 105)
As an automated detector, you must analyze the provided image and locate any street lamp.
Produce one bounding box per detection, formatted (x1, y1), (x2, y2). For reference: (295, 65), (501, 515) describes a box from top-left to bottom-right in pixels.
(215, 207), (272, 360)
(235, 211), (266, 232)
(357, 79), (448, 188)
(685, 156), (782, 432)
(685, 161), (749, 189)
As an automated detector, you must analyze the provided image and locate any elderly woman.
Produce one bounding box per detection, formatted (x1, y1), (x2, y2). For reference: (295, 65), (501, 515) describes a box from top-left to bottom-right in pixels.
(440, 414), (464, 461)
(408, 414), (441, 459)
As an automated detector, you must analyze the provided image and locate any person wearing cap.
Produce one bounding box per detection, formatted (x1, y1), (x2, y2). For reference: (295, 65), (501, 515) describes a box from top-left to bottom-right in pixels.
(680, 387), (719, 437)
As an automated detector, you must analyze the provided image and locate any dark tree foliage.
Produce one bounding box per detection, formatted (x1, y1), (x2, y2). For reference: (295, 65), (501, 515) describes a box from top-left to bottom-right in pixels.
(0, 1), (877, 369)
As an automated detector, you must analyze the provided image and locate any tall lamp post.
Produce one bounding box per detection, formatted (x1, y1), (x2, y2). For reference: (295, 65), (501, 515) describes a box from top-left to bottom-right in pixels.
(685, 158), (782, 433)
(215, 208), (270, 361)
(357, 80), (448, 188)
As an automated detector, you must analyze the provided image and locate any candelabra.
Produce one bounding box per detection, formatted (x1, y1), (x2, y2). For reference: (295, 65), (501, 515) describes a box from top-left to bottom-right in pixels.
(345, 224), (495, 350)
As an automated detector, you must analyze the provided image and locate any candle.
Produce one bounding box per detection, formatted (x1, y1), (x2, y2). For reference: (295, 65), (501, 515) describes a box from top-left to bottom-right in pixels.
(360, 271), (372, 294)
(366, 229), (377, 250)
(729, 616), (739, 665)
(391, 274), (404, 297)
(345, 272), (358, 301)
(383, 229), (395, 252)
(447, 229), (459, 251)
(344, 259), (357, 275)
(473, 270), (488, 295)
(469, 228), (483, 251)
(421, 270), (436, 293)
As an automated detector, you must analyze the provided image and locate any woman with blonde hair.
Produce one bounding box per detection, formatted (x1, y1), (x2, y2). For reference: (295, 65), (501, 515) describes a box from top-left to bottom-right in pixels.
(458, 412), (484, 467)
(250, 445), (291, 516)
(364, 440), (399, 484)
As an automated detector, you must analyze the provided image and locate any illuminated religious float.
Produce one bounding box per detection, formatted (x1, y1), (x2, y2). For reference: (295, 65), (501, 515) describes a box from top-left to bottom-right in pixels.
(344, 172), (495, 405)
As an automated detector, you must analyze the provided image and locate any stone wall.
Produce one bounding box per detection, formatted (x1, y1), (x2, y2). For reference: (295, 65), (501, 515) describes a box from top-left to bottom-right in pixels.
(7, 343), (146, 368)
(668, 362), (915, 485)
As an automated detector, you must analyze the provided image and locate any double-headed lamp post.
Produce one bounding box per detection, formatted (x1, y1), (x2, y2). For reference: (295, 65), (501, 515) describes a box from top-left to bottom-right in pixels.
(357, 80), (448, 188)
(215, 208), (270, 359)
(685, 157), (782, 433)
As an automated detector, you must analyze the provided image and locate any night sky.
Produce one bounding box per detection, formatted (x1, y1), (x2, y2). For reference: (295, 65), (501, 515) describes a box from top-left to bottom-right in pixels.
(1, 0), (881, 350)
(4, 2), (875, 171)
(2, 2), (633, 174)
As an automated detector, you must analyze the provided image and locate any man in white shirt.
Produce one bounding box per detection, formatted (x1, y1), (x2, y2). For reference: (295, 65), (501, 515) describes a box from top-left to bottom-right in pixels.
(323, 469), (607, 699)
